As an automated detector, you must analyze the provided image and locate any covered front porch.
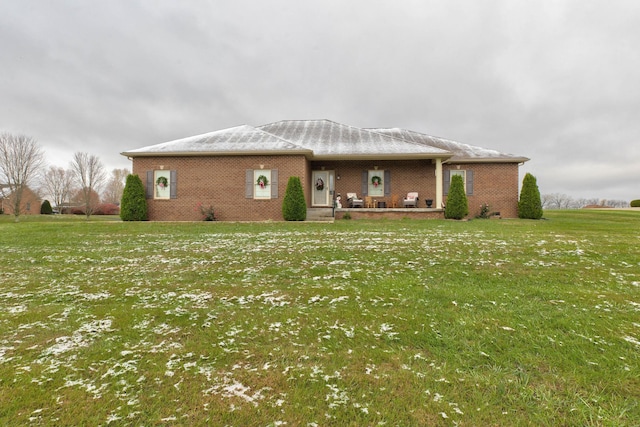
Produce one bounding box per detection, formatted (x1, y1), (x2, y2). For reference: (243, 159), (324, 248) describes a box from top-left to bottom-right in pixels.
(308, 158), (446, 210)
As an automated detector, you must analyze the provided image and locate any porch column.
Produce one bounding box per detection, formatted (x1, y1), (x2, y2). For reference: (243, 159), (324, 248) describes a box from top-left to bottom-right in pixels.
(434, 158), (443, 208)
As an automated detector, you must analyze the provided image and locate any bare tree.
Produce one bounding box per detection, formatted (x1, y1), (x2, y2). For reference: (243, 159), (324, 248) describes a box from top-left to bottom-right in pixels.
(102, 168), (130, 204)
(0, 133), (45, 221)
(41, 166), (74, 210)
(544, 193), (573, 209)
(70, 152), (106, 219)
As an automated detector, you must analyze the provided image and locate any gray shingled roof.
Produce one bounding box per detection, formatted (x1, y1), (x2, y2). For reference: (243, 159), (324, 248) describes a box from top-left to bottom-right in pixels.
(257, 120), (450, 159)
(122, 120), (528, 163)
(371, 128), (529, 163)
(122, 125), (311, 156)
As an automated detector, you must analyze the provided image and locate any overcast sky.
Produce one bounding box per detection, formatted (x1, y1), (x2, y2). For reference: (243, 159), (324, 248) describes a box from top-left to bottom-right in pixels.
(2, 0), (638, 201)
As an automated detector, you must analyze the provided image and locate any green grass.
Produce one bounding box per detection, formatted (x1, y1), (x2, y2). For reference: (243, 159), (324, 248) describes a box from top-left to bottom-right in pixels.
(1, 211), (639, 426)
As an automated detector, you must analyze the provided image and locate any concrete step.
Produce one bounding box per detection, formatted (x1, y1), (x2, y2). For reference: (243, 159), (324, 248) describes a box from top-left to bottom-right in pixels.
(306, 208), (334, 222)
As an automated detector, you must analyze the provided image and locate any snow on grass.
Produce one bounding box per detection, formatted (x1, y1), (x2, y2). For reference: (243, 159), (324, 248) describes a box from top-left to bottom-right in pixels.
(40, 319), (114, 357)
(1, 216), (638, 425)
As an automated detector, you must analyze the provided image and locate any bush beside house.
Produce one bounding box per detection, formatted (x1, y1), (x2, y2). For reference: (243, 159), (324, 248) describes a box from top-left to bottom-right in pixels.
(120, 174), (148, 221)
(40, 200), (53, 215)
(631, 200), (640, 207)
(518, 173), (543, 219)
(282, 176), (306, 221)
(444, 174), (469, 220)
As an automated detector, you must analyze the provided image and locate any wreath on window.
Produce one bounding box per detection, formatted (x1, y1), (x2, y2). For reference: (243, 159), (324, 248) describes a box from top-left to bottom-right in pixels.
(371, 175), (382, 187)
(156, 176), (168, 188)
(256, 175), (269, 189)
(315, 178), (325, 191)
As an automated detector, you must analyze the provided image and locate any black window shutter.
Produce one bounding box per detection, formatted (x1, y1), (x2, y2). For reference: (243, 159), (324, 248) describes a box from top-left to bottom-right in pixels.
(146, 171), (153, 199)
(384, 170), (391, 196)
(361, 171), (368, 196)
(245, 170), (254, 198)
(443, 169), (451, 195)
(170, 171), (177, 199)
(271, 169), (278, 198)
(466, 170), (474, 195)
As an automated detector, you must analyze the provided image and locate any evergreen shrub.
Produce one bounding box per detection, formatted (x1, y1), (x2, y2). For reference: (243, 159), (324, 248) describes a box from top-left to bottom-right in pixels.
(631, 200), (640, 207)
(518, 173), (543, 219)
(40, 200), (53, 215)
(120, 174), (148, 221)
(282, 176), (306, 221)
(444, 174), (469, 219)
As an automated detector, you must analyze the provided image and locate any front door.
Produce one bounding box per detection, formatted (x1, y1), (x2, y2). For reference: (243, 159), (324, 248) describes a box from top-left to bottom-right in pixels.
(311, 170), (334, 207)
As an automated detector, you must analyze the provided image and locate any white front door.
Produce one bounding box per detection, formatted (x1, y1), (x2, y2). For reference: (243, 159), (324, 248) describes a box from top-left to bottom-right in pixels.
(311, 170), (333, 207)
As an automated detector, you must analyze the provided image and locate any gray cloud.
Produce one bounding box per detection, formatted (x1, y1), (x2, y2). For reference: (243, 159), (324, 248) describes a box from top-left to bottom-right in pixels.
(1, 0), (638, 201)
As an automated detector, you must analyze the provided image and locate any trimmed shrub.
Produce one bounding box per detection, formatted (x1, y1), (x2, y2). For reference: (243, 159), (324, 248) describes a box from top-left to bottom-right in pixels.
(282, 176), (306, 221)
(94, 203), (120, 215)
(120, 174), (148, 221)
(518, 173), (543, 219)
(631, 200), (640, 207)
(40, 199), (53, 215)
(196, 203), (216, 221)
(444, 174), (469, 219)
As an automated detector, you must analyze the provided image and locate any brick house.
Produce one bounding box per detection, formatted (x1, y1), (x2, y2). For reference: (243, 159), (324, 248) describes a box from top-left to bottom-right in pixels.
(0, 185), (42, 216)
(121, 120), (529, 221)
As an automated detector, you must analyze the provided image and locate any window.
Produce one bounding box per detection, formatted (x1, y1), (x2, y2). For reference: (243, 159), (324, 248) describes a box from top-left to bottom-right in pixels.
(254, 170), (272, 199)
(368, 170), (384, 197)
(443, 169), (474, 195)
(146, 170), (177, 199)
(450, 170), (466, 192)
(361, 170), (391, 197)
(246, 169), (279, 199)
(154, 170), (171, 199)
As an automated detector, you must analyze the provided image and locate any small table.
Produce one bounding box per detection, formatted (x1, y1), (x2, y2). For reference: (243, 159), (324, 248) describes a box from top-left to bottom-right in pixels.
(377, 201), (387, 208)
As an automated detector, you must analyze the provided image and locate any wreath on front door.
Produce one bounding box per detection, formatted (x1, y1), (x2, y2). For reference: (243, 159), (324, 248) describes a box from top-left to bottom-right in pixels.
(315, 178), (325, 191)
(371, 175), (382, 187)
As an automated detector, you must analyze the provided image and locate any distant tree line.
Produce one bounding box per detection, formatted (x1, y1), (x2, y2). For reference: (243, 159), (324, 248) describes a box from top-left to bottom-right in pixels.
(541, 193), (630, 209)
(0, 132), (129, 221)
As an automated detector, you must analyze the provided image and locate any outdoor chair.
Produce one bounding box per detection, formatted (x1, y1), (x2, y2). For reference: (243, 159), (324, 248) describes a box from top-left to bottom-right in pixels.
(346, 192), (363, 208)
(365, 196), (375, 208)
(390, 194), (400, 208)
(403, 192), (419, 208)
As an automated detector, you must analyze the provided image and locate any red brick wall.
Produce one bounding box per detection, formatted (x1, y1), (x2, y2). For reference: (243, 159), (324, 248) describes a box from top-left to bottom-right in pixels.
(1, 187), (41, 216)
(444, 163), (521, 218)
(132, 155), (308, 221)
(131, 156), (523, 220)
(335, 210), (444, 220)
(325, 160), (521, 217)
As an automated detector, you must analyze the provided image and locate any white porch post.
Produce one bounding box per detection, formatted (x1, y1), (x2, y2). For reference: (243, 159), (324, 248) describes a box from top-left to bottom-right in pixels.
(435, 158), (443, 208)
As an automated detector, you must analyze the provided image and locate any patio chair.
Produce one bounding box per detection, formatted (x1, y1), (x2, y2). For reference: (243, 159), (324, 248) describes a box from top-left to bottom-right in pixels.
(365, 196), (375, 208)
(346, 192), (363, 208)
(403, 192), (419, 208)
(390, 194), (400, 208)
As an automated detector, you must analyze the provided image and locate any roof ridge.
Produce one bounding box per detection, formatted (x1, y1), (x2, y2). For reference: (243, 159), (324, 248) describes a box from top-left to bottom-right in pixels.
(366, 127), (452, 154)
(368, 127), (459, 145)
(258, 118), (337, 128)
